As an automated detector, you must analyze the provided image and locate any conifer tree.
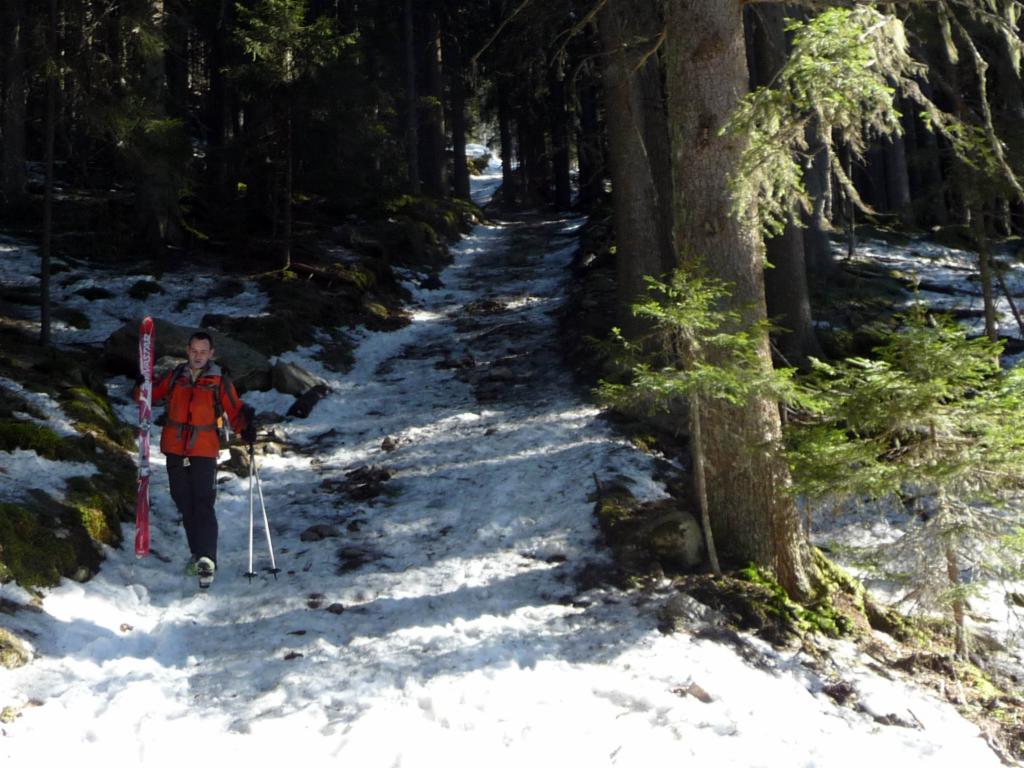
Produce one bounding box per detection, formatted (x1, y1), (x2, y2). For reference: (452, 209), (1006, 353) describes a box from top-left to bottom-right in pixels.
(598, 268), (807, 577)
(664, 0), (814, 598)
(233, 0), (350, 269)
(787, 307), (1024, 657)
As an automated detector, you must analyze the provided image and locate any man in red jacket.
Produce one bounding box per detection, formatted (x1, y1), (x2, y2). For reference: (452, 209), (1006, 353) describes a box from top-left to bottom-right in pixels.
(142, 331), (255, 588)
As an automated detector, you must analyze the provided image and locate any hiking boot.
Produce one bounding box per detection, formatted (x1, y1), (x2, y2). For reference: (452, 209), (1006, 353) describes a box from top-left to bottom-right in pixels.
(185, 557), (198, 577)
(196, 557), (216, 589)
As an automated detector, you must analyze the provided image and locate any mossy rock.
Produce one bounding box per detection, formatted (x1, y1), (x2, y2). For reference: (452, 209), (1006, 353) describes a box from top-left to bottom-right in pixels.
(383, 194), (481, 241)
(0, 420), (70, 459)
(104, 317), (273, 392)
(0, 285), (41, 307)
(316, 338), (356, 373)
(679, 552), (915, 646)
(60, 386), (133, 448)
(65, 474), (130, 545)
(0, 329), (135, 588)
(52, 306), (91, 330)
(127, 280), (164, 300)
(677, 559), (869, 646)
(808, 547), (916, 642)
(468, 155), (490, 175)
(29, 347), (105, 391)
(683, 570), (823, 645)
(201, 311), (313, 358)
(0, 501), (102, 588)
(205, 277), (246, 300)
(0, 628), (30, 669)
(595, 488), (704, 575)
(642, 509), (704, 571)
(75, 286), (114, 301)
(0, 388), (45, 420)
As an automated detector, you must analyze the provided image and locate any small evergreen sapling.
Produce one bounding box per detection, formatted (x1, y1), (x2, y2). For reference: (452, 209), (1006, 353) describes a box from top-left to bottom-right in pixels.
(786, 307), (1024, 657)
(597, 268), (807, 575)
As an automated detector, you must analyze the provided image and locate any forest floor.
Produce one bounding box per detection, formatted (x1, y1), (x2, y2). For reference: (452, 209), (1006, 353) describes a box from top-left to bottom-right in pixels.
(1, 168), (1022, 765)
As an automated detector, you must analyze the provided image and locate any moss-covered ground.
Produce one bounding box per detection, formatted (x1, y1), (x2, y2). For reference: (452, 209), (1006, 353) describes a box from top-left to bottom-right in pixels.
(0, 327), (135, 589)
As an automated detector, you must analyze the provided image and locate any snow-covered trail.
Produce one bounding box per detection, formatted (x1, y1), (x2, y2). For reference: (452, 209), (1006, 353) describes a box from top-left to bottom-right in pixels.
(1, 177), (1007, 766)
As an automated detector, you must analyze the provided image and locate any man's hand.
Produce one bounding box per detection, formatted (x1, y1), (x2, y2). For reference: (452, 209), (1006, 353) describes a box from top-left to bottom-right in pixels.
(240, 405), (257, 445)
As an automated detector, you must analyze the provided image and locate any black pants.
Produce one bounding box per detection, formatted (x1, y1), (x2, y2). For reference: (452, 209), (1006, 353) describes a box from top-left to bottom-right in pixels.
(166, 454), (218, 564)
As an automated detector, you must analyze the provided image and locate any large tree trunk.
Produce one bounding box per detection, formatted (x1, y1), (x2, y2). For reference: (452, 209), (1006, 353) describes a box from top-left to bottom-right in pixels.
(40, 0), (57, 347)
(497, 76), (516, 206)
(517, 102), (548, 206)
(446, 30), (471, 201)
(995, 33), (1024, 122)
(403, 0), (420, 195)
(576, 55), (604, 211)
(164, 0), (189, 121)
(598, 0), (675, 339)
(802, 119), (835, 276)
(664, 0), (810, 598)
(419, 7), (447, 197)
(1, 0), (27, 208)
(283, 98), (293, 271)
(131, 2), (184, 250)
(242, 98), (274, 232)
(549, 48), (572, 210)
(747, 5), (821, 367)
(203, 0), (233, 212)
(882, 133), (912, 224)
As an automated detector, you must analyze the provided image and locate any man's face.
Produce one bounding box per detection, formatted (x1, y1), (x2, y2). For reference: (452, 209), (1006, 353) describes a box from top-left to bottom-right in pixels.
(187, 338), (214, 371)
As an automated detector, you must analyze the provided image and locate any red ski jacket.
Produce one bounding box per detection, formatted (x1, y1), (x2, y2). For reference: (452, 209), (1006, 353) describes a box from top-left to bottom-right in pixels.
(147, 362), (248, 458)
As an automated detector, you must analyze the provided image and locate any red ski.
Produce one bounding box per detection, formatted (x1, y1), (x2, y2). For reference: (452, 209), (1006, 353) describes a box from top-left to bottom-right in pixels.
(135, 316), (155, 557)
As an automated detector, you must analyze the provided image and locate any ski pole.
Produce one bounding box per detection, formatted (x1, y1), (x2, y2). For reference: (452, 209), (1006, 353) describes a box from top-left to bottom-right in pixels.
(252, 451), (279, 578)
(245, 443), (280, 581)
(246, 443), (256, 581)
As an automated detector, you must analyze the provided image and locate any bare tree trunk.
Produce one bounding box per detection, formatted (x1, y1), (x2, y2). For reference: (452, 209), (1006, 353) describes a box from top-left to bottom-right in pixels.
(1, 0), (27, 208)
(205, 0), (232, 211)
(882, 133), (912, 224)
(517, 103), (548, 206)
(664, 0), (811, 598)
(403, 0), (420, 195)
(164, 0), (189, 121)
(972, 204), (998, 341)
(690, 395), (721, 576)
(598, 0), (675, 339)
(942, 507), (968, 660)
(283, 99), (293, 271)
(446, 30), (470, 201)
(549, 48), (572, 210)
(747, 4), (821, 367)
(420, 7), (447, 197)
(995, 33), (1024, 121)
(40, 0), (58, 347)
(802, 120), (834, 276)
(915, 83), (949, 227)
(497, 76), (515, 206)
(576, 55), (604, 211)
(131, 1), (184, 250)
